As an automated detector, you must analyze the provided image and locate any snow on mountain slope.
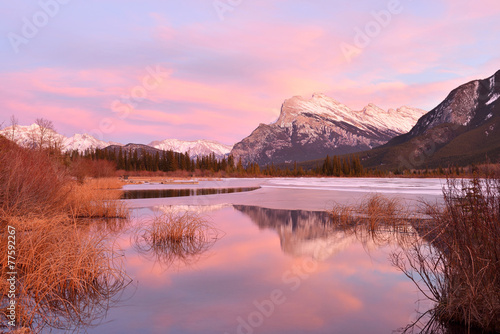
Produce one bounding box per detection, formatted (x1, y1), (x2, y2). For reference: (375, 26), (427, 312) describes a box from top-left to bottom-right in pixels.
(231, 93), (426, 165)
(0, 124), (120, 153)
(277, 93), (425, 134)
(149, 139), (232, 158)
(62, 133), (121, 152)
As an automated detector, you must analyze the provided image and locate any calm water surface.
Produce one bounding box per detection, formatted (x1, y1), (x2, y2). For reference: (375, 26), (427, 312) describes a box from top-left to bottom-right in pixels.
(85, 203), (425, 334)
(121, 187), (260, 199)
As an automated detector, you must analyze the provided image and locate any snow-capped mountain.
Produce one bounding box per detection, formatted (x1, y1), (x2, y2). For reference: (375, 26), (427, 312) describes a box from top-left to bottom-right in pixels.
(0, 124), (120, 153)
(231, 93), (426, 165)
(274, 93), (423, 134)
(149, 139), (232, 159)
(63, 133), (122, 152)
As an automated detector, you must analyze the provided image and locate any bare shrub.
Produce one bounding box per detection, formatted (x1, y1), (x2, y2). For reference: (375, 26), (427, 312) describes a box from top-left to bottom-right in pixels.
(0, 137), (126, 220)
(392, 176), (500, 333)
(70, 159), (117, 183)
(0, 137), (68, 217)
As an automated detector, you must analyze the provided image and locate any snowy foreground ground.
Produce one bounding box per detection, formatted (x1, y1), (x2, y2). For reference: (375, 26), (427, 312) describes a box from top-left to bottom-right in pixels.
(123, 177), (447, 211)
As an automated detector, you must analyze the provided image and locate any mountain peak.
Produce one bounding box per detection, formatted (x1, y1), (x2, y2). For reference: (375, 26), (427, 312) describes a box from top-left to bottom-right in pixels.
(231, 93), (425, 165)
(311, 92), (330, 100)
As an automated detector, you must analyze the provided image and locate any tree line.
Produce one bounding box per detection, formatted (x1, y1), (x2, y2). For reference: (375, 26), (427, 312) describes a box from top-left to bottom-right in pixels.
(69, 147), (369, 177)
(319, 155), (364, 176)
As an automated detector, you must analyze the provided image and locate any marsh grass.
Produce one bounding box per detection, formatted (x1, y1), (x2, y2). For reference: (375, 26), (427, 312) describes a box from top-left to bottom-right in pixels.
(85, 177), (126, 190)
(0, 137), (130, 332)
(65, 180), (128, 219)
(134, 211), (222, 268)
(329, 194), (418, 248)
(0, 217), (130, 333)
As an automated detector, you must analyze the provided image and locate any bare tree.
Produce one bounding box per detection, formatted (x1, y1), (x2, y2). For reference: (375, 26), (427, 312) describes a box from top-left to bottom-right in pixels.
(9, 115), (18, 143)
(34, 118), (55, 150)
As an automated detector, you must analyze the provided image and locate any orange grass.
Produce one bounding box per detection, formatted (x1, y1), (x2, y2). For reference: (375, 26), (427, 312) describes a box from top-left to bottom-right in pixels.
(329, 194), (417, 249)
(65, 180), (127, 219)
(134, 210), (221, 268)
(0, 217), (129, 332)
(0, 136), (130, 332)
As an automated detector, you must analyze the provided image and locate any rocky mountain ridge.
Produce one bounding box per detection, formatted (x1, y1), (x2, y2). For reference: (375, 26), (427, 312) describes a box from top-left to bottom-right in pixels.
(231, 94), (426, 165)
(356, 69), (500, 169)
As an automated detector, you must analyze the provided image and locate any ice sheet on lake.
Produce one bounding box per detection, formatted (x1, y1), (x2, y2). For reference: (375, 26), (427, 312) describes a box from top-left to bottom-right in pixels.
(261, 177), (445, 196)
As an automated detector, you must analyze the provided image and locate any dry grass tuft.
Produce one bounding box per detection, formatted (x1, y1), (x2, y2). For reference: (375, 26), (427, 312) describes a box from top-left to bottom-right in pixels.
(329, 194), (416, 248)
(65, 179), (128, 219)
(85, 177), (126, 190)
(0, 217), (130, 333)
(134, 210), (221, 268)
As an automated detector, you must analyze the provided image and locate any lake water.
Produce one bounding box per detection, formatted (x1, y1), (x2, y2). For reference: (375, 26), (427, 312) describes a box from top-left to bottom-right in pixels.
(75, 177), (448, 334)
(121, 187), (260, 199)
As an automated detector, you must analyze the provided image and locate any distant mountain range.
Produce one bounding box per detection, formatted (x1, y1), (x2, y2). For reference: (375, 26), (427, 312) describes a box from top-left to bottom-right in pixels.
(0, 124), (122, 152)
(0, 124), (232, 159)
(149, 139), (232, 159)
(230, 93), (425, 165)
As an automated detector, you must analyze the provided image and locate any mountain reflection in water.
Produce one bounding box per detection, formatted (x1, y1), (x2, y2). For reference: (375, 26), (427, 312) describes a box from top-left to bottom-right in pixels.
(233, 205), (418, 260)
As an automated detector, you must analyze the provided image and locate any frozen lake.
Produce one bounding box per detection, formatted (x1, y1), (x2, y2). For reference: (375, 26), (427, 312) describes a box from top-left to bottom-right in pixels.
(123, 177), (446, 211)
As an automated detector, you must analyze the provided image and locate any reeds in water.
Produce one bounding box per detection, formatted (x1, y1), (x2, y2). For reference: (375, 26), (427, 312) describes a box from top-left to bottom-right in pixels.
(329, 194), (417, 248)
(134, 210), (221, 268)
(0, 217), (130, 333)
(329, 177), (500, 332)
(65, 179), (128, 219)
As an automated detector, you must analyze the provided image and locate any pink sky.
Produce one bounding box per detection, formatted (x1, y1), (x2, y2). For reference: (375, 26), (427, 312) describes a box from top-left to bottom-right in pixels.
(1, 0), (500, 145)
